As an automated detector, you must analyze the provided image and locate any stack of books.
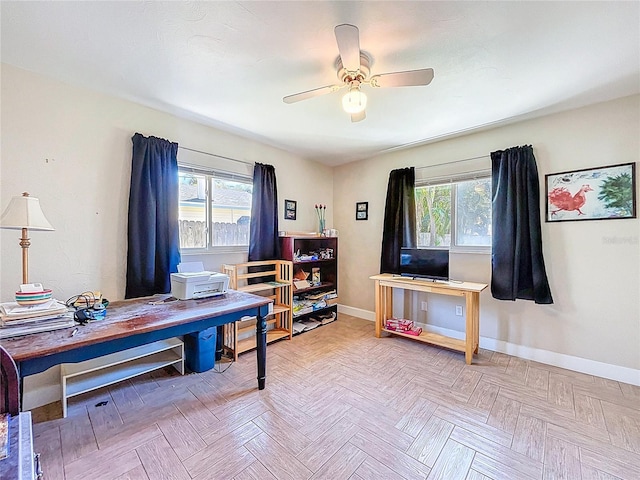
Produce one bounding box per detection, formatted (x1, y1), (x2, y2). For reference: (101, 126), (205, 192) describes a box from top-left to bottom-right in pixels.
(385, 317), (423, 336)
(0, 299), (74, 339)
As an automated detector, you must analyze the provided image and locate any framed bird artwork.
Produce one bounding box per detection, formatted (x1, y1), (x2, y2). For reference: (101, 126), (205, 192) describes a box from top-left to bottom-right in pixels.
(545, 162), (636, 222)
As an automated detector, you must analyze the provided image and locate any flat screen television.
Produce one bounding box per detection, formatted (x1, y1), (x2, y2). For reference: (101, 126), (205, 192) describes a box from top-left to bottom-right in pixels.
(399, 248), (449, 281)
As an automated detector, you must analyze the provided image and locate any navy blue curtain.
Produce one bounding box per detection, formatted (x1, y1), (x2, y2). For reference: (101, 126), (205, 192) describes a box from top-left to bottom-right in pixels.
(380, 167), (417, 274)
(248, 163), (280, 261)
(125, 133), (181, 298)
(491, 145), (553, 304)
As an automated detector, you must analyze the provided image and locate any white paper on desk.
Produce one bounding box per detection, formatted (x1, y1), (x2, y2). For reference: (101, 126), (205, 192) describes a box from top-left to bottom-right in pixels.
(177, 262), (205, 273)
(0, 299), (61, 315)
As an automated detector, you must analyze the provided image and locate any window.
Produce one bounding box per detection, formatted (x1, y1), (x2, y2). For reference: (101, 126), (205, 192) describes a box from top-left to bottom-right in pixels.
(178, 167), (252, 250)
(415, 175), (492, 251)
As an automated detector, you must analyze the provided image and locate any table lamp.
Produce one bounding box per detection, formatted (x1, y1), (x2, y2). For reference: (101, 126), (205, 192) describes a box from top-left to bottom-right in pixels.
(0, 192), (54, 284)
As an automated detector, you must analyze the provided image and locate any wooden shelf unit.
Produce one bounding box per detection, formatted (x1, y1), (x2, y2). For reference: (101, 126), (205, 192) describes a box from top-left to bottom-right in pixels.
(222, 260), (293, 360)
(280, 236), (338, 326)
(370, 274), (487, 364)
(60, 338), (184, 417)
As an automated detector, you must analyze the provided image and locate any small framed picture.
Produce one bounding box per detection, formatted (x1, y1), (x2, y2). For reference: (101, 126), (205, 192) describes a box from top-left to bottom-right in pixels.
(356, 201), (368, 220)
(284, 199), (297, 220)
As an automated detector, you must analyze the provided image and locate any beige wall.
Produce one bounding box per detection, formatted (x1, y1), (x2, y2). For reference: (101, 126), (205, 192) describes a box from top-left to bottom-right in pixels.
(334, 95), (640, 380)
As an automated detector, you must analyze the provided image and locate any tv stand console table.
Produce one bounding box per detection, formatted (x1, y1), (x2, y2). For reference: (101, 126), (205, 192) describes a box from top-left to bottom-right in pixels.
(370, 274), (487, 364)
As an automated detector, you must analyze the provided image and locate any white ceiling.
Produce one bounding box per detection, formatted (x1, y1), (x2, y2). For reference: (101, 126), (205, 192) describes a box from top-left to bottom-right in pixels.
(2, 1), (639, 166)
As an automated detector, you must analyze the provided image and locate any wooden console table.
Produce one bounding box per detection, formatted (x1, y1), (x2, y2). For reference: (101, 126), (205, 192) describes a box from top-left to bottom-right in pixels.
(0, 290), (271, 409)
(370, 274), (487, 364)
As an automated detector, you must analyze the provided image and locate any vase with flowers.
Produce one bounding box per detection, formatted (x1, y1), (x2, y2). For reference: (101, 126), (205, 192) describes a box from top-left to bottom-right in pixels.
(315, 204), (326, 235)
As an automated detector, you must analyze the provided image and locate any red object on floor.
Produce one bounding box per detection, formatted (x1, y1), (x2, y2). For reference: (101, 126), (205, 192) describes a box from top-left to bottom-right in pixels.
(385, 318), (413, 331)
(403, 327), (423, 336)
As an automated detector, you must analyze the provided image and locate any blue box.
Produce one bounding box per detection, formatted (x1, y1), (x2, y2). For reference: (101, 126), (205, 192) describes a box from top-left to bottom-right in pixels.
(184, 327), (217, 372)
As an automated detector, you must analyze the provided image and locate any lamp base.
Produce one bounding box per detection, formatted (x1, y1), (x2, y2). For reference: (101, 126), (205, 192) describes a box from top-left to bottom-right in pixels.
(19, 227), (31, 285)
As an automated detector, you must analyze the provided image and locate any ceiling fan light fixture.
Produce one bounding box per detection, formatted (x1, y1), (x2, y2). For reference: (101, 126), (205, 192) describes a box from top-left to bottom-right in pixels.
(283, 24), (433, 117)
(342, 86), (367, 114)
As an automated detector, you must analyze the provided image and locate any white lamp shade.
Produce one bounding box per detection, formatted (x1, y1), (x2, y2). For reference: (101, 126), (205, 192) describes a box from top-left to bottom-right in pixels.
(0, 194), (54, 231)
(342, 87), (367, 114)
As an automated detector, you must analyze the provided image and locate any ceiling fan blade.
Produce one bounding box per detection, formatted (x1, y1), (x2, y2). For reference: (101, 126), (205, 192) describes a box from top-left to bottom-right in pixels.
(370, 68), (434, 88)
(283, 84), (342, 104)
(351, 110), (366, 123)
(334, 24), (361, 71)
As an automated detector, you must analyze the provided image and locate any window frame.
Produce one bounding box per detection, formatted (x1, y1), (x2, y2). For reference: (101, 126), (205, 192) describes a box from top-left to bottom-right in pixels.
(415, 170), (492, 254)
(178, 164), (253, 254)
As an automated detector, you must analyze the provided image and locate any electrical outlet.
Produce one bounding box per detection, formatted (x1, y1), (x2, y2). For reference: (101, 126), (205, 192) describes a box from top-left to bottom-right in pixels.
(455, 305), (463, 316)
(420, 301), (428, 311)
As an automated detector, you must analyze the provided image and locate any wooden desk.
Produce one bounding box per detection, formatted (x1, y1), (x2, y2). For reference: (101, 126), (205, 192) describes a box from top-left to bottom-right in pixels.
(370, 274), (487, 364)
(0, 290), (271, 405)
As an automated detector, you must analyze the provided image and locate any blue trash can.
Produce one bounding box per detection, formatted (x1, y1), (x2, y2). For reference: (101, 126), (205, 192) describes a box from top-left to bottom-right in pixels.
(184, 326), (217, 372)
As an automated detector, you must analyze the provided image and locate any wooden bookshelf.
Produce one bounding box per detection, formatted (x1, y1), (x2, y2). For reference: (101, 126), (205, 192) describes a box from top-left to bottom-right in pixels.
(280, 236), (338, 329)
(222, 260), (293, 360)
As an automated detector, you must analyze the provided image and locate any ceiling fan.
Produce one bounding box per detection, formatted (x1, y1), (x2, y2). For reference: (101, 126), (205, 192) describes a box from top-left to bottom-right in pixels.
(283, 24), (434, 122)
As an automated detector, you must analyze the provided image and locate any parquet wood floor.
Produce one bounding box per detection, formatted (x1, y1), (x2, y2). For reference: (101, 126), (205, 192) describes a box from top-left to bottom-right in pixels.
(31, 315), (640, 479)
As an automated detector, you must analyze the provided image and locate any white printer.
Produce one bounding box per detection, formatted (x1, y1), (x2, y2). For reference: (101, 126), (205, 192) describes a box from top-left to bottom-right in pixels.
(170, 262), (230, 300)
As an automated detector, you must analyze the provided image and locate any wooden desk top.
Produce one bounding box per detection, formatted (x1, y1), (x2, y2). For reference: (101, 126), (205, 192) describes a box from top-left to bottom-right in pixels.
(0, 290), (270, 363)
(370, 273), (487, 293)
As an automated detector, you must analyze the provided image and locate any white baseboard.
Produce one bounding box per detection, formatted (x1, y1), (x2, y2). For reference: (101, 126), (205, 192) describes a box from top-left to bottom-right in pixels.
(482, 339), (640, 387)
(338, 304), (375, 321)
(343, 307), (640, 387)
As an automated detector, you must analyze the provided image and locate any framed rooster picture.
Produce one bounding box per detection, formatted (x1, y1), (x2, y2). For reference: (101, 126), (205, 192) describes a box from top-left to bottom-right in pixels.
(545, 162), (636, 222)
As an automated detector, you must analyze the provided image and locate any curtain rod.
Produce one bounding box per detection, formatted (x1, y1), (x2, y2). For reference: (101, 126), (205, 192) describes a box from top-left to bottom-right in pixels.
(178, 145), (254, 167)
(416, 154), (490, 170)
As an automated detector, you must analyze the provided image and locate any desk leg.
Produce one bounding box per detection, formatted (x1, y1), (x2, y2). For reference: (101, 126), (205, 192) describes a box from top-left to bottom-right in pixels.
(375, 282), (394, 337)
(465, 292), (480, 364)
(374, 280), (382, 338)
(256, 305), (267, 390)
(471, 292), (480, 354)
(464, 292), (476, 365)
